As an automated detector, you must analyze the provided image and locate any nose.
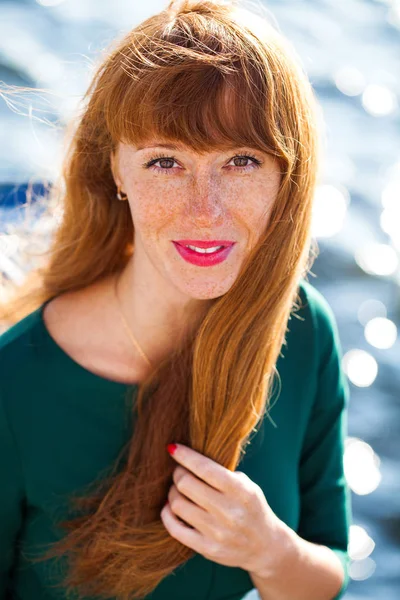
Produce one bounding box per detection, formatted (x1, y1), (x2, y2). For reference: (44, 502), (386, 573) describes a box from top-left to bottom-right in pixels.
(185, 176), (225, 225)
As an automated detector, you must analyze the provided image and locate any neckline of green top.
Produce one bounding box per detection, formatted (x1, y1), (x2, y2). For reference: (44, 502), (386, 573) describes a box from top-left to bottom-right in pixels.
(37, 296), (139, 390)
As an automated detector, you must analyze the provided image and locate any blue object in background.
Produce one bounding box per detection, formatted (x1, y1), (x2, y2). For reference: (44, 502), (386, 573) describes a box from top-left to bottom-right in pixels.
(0, 182), (49, 209)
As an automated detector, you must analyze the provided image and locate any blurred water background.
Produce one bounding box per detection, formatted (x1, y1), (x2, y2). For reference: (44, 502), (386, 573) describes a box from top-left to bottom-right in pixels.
(0, 0), (399, 599)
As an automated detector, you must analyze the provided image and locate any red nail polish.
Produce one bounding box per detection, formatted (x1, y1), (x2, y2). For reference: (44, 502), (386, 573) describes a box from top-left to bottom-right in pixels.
(167, 443), (177, 455)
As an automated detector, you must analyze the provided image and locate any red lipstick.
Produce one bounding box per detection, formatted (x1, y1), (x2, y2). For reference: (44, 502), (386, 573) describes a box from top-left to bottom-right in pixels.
(172, 241), (235, 267)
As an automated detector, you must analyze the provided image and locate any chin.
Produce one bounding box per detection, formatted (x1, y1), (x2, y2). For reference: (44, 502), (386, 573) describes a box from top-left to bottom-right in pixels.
(179, 277), (237, 301)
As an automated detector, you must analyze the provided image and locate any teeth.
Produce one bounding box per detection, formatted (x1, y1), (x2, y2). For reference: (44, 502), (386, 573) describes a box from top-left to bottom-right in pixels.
(186, 244), (224, 254)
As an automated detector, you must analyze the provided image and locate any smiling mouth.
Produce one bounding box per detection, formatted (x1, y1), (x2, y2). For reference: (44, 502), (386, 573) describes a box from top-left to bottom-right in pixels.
(172, 241), (235, 266)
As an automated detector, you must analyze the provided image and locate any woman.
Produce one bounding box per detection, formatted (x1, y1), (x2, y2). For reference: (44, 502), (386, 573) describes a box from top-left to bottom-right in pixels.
(0, 1), (352, 599)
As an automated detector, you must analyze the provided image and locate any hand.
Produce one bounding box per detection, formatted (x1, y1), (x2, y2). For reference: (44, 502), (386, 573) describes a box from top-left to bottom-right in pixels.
(160, 443), (289, 577)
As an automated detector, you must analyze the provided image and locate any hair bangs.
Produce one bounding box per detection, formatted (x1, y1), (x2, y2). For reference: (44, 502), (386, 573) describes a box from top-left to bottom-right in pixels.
(107, 53), (283, 160)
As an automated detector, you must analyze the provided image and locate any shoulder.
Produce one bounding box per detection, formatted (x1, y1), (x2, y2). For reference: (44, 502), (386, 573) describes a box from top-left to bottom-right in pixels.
(298, 279), (337, 323)
(0, 314), (39, 498)
(0, 305), (46, 397)
(273, 279), (344, 392)
(284, 279), (345, 382)
(298, 279), (349, 404)
(297, 279), (342, 348)
(0, 306), (42, 363)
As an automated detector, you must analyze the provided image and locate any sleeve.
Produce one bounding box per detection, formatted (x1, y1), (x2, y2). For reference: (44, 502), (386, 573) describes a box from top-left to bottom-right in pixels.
(0, 385), (26, 597)
(297, 291), (352, 600)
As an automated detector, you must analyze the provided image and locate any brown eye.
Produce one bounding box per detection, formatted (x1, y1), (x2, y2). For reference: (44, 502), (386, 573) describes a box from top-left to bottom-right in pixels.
(156, 158), (175, 169)
(227, 154), (262, 170)
(233, 156), (250, 167)
(143, 155), (179, 172)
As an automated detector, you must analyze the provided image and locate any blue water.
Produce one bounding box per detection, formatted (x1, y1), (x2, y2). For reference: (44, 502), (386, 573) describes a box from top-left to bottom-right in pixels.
(1, 1), (399, 598)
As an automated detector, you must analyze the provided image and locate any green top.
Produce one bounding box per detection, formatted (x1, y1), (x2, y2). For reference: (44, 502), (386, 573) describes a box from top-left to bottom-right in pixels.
(0, 280), (352, 600)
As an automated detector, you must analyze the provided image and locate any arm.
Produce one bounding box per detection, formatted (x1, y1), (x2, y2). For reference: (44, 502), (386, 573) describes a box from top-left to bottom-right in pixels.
(0, 385), (26, 597)
(251, 289), (352, 600)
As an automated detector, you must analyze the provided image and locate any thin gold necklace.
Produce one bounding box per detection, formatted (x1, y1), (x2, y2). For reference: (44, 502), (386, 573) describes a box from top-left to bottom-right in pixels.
(113, 272), (152, 367)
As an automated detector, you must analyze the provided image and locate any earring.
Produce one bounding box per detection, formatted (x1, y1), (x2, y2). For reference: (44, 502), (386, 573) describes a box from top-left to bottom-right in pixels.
(116, 185), (128, 201)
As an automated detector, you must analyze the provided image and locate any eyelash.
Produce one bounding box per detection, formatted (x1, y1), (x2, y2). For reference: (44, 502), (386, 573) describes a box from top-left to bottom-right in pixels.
(142, 152), (263, 174)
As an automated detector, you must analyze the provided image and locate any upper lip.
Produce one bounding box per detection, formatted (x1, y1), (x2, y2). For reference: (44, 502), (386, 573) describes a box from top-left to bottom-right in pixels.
(174, 240), (235, 248)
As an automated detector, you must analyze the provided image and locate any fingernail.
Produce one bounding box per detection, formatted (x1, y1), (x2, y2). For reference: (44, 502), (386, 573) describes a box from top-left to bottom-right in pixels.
(167, 443), (178, 455)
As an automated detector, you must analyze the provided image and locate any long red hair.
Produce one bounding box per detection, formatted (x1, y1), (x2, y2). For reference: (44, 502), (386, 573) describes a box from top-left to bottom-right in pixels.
(0, 1), (321, 598)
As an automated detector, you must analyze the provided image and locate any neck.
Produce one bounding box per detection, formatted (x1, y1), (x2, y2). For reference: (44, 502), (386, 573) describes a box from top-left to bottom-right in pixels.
(112, 252), (211, 366)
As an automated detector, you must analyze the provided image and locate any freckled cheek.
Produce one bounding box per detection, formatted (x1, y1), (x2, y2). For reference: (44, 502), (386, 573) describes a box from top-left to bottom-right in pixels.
(235, 198), (274, 250)
(129, 193), (181, 235)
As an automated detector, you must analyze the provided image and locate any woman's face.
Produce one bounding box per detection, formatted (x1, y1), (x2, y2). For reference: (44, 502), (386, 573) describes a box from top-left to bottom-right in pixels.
(110, 140), (282, 300)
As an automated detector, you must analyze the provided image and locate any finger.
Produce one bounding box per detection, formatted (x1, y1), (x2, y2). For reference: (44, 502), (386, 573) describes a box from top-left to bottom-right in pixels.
(161, 502), (207, 555)
(173, 466), (224, 513)
(168, 483), (215, 534)
(168, 444), (234, 492)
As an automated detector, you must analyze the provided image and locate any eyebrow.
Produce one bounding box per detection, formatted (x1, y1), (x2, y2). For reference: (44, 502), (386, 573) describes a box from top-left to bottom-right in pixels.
(137, 143), (184, 151)
(136, 142), (251, 152)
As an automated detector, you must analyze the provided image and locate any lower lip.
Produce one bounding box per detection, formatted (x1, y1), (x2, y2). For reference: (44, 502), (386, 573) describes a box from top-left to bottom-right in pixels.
(172, 242), (235, 266)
